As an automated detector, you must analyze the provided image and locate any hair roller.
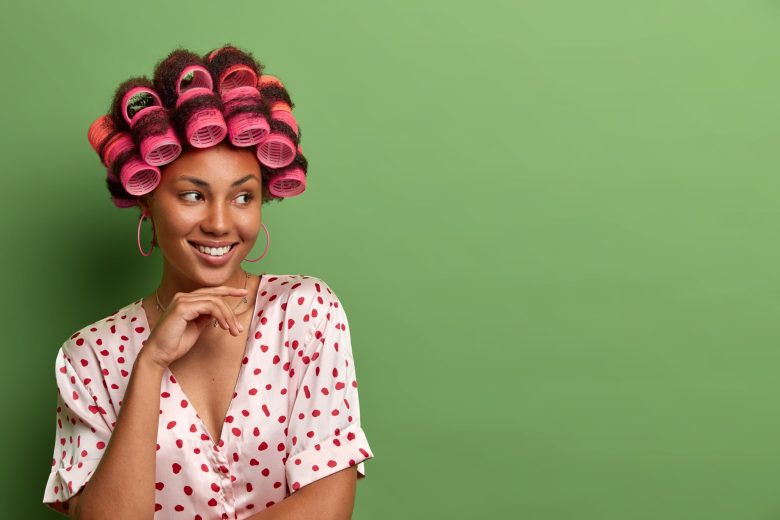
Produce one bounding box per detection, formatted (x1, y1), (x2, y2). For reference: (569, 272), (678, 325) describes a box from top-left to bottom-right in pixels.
(219, 87), (270, 146)
(88, 114), (122, 166)
(94, 122), (140, 208)
(256, 74), (299, 168)
(154, 50), (227, 148)
(88, 113), (161, 196)
(204, 46), (270, 147)
(107, 138), (161, 196)
(204, 45), (264, 92)
(256, 115), (298, 168)
(111, 78), (182, 166)
(266, 145), (308, 198)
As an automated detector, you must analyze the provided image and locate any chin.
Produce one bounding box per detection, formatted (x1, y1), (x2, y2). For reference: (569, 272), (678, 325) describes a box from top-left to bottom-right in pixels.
(175, 244), (246, 284)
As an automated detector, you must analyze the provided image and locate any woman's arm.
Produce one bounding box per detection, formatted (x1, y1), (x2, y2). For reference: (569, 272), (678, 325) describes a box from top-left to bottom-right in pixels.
(245, 466), (358, 520)
(71, 348), (165, 520)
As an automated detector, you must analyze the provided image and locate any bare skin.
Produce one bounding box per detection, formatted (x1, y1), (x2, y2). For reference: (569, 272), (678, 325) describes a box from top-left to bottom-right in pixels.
(139, 272), (262, 443)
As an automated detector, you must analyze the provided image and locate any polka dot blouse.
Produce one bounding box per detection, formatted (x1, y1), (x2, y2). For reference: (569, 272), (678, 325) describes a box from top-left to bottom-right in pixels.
(42, 274), (374, 518)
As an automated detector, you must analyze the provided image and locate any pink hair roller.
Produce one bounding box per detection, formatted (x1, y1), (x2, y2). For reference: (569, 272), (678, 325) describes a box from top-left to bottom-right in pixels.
(270, 103), (298, 134)
(175, 65), (227, 147)
(218, 63), (258, 92)
(121, 87), (182, 166)
(267, 144), (306, 197)
(255, 75), (298, 168)
(87, 115), (115, 166)
(221, 86), (270, 146)
(93, 131), (142, 209)
(268, 165), (306, 197)
(102, 133), (135, 167)
(256, 116), (297, 168)
(119, 154), (161, 196)
(104, 134), (161, 196)
(93, 118), (161, 196)
(107, 170), (140, 208)
(256, 103), (298, 168)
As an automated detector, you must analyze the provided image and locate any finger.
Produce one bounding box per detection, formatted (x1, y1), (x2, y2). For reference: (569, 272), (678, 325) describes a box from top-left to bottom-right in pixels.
(190, 285), (249, 296)
(218, 295), (242, 335)
(172, 291), (245, 335)
(177, 298), (233, 332)
(208, 295), (241, 335)
(200, 296), (241, 335)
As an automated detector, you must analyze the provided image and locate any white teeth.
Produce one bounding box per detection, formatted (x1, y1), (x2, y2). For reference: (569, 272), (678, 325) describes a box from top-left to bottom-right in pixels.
(195, 244), (232, 256)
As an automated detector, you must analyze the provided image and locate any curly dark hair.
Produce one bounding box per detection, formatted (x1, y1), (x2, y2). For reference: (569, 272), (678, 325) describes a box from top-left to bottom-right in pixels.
(89, 44), (307, 208)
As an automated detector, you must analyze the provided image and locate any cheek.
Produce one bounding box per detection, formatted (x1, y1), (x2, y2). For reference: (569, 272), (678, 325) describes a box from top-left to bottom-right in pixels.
(241, 224), (261, 240)
(155, 215), (200, 240)
(237, 213), (261, 233)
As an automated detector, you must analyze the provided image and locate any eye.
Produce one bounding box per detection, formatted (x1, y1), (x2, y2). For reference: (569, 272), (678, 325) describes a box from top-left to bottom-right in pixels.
(179, 192), (254, 204)
(180, 191), (203, 202)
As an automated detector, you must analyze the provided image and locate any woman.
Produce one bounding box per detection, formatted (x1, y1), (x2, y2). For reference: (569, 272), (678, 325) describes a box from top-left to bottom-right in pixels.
(42, 45), (374, 519)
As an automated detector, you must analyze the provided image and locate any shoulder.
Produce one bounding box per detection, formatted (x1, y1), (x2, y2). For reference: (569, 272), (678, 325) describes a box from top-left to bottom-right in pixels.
(266, 273), (341, 307)
(264, 274), (346, 336)
(60, 299), (141, 360)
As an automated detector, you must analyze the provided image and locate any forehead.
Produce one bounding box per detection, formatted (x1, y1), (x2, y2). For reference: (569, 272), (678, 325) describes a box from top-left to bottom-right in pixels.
(161, 143), (261, 185)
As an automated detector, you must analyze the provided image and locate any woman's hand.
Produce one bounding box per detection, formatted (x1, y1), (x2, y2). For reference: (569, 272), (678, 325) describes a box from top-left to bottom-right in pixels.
(142, 286), (249, 369)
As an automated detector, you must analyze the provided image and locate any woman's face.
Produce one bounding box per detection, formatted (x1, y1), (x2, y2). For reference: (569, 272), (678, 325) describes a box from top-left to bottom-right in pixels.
(139, 142), (263, 287)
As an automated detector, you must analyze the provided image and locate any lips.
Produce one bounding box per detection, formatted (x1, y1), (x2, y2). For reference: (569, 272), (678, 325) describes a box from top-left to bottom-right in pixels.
(188, 241), (239, 265)
(188, 241), (238, 248)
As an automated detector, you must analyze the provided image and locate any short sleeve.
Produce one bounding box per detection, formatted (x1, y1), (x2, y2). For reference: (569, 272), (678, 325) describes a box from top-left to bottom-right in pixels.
(42, 337), (114, 515)
(284, 286), (374, 494)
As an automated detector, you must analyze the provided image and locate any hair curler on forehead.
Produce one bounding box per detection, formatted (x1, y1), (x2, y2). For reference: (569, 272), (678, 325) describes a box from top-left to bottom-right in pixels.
(86, 44), (309, 209)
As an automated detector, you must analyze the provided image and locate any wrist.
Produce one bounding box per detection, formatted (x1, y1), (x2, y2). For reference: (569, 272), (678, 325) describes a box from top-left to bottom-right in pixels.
(136, 343), (169, 375)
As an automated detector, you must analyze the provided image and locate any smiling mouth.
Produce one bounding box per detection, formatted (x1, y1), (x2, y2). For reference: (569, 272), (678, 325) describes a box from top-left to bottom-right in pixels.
(188, 241), (239, 256)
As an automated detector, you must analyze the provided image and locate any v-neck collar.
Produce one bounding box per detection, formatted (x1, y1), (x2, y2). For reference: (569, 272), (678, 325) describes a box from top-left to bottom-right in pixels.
(133, 273), (266, 449)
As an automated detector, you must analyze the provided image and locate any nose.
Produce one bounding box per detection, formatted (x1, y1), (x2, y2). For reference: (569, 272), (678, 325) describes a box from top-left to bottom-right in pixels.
(200, 198), (232, 236)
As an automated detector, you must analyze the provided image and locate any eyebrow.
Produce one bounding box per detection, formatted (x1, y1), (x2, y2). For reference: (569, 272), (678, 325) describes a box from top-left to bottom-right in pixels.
(179, 174), (258, 188)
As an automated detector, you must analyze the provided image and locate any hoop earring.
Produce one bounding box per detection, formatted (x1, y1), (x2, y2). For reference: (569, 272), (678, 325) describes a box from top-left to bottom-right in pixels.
(137, 210), (156, 257)
(243, 223), (270, 262)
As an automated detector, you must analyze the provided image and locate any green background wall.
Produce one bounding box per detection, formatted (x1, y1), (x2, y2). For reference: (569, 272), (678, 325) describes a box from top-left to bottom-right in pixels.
(2, 0), (780, 518)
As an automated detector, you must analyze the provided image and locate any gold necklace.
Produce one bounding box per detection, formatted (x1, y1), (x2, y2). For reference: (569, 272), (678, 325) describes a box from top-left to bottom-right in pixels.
(154, 270), (251, 327)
